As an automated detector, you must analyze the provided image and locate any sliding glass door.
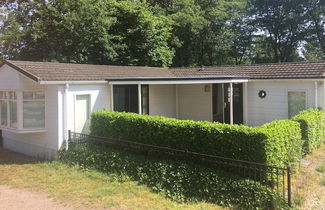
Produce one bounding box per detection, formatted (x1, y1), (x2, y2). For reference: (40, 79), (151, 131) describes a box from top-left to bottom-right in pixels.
(212, 83), (243, 124)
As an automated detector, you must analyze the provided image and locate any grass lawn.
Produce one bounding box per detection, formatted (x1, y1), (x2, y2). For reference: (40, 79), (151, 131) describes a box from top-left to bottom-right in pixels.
(0, 150), (225, 209)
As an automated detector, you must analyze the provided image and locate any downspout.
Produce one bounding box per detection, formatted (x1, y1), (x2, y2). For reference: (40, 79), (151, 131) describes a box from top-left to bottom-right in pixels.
(63, 84), (69, 144)
(315, 81), (318, 109)
(230, 83), (233, 125)
(175, 84), (179, 118)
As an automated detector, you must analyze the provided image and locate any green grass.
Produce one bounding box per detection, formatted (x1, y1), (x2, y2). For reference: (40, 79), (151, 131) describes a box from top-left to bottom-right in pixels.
(316, 163), (325, 173)
(0, 160), (225, 209)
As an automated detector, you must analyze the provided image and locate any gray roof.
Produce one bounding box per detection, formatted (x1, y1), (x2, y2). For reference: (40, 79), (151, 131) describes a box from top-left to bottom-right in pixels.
(3, 60), (325, 82)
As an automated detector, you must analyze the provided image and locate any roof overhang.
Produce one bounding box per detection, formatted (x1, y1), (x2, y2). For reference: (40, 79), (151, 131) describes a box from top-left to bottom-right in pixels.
(106, 77), (249, 85)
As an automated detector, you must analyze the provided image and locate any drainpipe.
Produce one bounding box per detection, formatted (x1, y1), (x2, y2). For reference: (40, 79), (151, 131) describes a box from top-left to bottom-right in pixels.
(230, 83), (233, 125)
(175, 84), (179, 118)
(315, 81), (318, 109)
(138, 84), (142, 114)
(63, 84), (69, 143)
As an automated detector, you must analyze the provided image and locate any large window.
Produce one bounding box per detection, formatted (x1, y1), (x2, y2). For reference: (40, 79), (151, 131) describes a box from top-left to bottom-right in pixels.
(0, 90), (46, 131)
(113, 85), (149, 114)
(288, 91), (306, 118)
(23, 91), (45, 129)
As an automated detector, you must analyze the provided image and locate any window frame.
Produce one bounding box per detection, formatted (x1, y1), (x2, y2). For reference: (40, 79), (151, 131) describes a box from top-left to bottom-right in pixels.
(0, 90), (47, 133)
(287, 90), (307, 118)
(22, 91), (46, 130)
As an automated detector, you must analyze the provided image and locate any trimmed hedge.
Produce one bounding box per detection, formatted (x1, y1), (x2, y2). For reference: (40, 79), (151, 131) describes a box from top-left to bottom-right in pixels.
(259, 120), (303, 168)
(58, 143), (289, 209)
(292, 109), (325, 154)
(90, 111), (302, 168)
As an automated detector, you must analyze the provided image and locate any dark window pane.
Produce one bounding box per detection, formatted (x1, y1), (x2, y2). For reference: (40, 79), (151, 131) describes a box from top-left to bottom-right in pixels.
(141, 85), (149, 115)
(113, 85), (139, 113)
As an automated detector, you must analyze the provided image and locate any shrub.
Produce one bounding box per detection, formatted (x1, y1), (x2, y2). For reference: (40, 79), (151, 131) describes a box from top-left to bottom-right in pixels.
(292, 109), (325, 154)
(90, 111), (302, 167)
(258, 120), (303, 168)
(58, 143), (289, 209)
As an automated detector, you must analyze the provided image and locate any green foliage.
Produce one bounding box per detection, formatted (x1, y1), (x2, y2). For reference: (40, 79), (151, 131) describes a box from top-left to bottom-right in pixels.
(0, 0), (174, 66)
(292, 109), (325, 154)
(58, 143), (289, 209)
(90, 110), (302, 168)
(258, 120), (303, 168)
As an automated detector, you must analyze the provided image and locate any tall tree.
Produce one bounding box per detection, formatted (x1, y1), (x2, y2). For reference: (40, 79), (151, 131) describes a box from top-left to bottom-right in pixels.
(249, 0), (307, 62)
(303, 0), (325, 60)
(0, 0), (174, 66)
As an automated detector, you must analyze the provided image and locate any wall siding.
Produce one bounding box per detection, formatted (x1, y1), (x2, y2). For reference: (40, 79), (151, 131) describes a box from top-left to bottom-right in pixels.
(247, 81), (316, 126)
(149, 84), (176, 118)
(65, 84), (110, 134)
(0, 65), (59, 159)
(178, 84), (212, 122)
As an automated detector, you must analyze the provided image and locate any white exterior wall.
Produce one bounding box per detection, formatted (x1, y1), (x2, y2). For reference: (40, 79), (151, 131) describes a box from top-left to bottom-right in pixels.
(64, 84), (111, 138)
(178, 84), (212, 122)
(149, 84), (176, 118)
(0, 65), (59, 159)
(246, 80), (317, 126)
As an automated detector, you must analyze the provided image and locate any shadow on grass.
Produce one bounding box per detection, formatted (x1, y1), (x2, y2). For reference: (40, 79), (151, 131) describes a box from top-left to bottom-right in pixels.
(0, 146), (44, 165)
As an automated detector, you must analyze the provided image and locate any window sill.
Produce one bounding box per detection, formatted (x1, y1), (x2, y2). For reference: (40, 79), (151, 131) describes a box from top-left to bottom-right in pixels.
(0, 126), (47, 133)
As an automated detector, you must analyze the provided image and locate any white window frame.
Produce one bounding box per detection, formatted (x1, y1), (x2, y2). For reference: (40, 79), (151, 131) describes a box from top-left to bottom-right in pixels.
(287, 90), (307, 118)
(0, 90), (47, 133)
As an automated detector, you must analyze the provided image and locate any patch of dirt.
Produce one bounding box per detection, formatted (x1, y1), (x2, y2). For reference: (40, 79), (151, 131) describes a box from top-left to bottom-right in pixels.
(293, 145), (325, 209)
(0, 147), (72, 210)
(0, 185), (72, 210)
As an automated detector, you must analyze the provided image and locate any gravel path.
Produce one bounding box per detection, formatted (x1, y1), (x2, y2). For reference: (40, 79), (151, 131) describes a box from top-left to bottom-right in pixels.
(0, 185), (72, 210)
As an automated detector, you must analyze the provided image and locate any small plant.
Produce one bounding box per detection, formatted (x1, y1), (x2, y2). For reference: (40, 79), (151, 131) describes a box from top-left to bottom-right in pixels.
(316, 163), (325, 173)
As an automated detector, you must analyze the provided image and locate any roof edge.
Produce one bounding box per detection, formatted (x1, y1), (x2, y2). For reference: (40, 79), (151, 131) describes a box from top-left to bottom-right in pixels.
(2, 60), (40, 82)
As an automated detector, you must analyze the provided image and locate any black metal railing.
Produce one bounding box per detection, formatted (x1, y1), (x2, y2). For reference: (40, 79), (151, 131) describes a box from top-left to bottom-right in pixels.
(68, 130), (292, 206)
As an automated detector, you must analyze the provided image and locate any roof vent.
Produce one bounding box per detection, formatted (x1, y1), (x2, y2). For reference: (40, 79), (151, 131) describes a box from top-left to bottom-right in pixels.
(198, 65), (205, 71)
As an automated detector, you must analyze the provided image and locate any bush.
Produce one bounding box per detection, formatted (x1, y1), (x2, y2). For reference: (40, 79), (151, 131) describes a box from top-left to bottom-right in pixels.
(90, 111), (302, 167)
(58, 143), (289, 209)
(258, 120), (303, 168)
(292, 109), (325, 154)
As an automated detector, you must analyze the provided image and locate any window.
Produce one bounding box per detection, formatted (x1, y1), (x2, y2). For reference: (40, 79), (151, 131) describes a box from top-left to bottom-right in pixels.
(114, 85), (138, 113)
(141, 85), (149, 115)
(113, 85), (149, 114)
(0, 92), (8, 126)
(23, 91), (45, 129)
(288, 91), (306, 118)
(0, 91), (17, 128)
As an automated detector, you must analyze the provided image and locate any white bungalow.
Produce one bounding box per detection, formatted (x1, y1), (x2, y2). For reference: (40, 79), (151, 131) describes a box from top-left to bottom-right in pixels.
(0, 60), (324, 159)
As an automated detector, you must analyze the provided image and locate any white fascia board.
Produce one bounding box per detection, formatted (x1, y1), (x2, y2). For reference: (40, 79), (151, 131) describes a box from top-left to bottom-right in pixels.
(249, 78), (325, 82)
(39, 80), (107, 85)
(108, 79), (249, 85)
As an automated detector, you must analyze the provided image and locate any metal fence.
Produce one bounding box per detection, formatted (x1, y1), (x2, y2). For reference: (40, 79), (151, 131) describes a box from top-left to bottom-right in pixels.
(68, 130), (292, 206)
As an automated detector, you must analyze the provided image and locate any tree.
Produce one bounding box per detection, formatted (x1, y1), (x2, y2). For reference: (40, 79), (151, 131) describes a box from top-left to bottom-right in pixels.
(249, 0), (307, 62)
(303, 0), (325, 60)
(0, 0), (174, 66)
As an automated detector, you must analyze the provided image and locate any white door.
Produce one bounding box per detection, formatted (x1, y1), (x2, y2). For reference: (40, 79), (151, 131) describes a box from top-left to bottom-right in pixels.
(75, 95), (90, 133)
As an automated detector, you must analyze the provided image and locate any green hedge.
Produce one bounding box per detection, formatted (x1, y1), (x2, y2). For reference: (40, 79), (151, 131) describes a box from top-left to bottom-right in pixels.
(58, 143), (289, 209)
(292, 109), (325, 154)
(259, 120), (303, 168)
(90, 111), (302, 168)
